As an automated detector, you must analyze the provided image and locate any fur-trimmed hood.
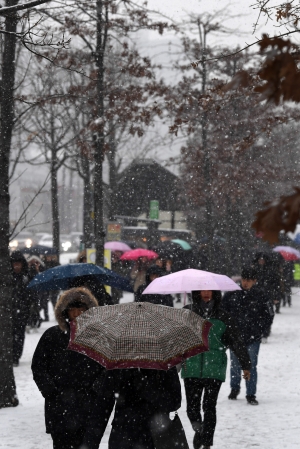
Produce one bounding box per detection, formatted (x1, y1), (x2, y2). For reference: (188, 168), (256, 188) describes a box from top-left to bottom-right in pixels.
(55, 287), (98, 331)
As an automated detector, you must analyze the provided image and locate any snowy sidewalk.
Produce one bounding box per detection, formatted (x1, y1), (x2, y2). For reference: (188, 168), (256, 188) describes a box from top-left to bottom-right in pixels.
(1, 291), (299, 448)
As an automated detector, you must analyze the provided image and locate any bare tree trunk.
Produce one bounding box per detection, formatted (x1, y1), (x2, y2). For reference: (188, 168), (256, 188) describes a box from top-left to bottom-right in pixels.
(51, 152), (60, 256)
(82, 154), (93, 247)
(0, 0), (18, 408)
(94, 0), (106, 266)
(200, 42), (213, 270)
(107, 122), (117, 221)
(67, 165), (73, 233)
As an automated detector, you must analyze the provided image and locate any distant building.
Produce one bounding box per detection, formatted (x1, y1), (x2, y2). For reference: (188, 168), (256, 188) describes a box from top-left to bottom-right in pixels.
(115, 158), (183, 228)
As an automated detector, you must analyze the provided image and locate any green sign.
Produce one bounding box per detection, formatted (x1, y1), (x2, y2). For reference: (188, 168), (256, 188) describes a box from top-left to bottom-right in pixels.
(149, 200), (159, 220)
(294, 263), (300, 281)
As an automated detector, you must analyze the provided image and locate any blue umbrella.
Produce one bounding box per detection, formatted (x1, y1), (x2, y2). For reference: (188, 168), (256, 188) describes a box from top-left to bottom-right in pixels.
(27, 263), (133, 292)
(21, 245), (58, 255)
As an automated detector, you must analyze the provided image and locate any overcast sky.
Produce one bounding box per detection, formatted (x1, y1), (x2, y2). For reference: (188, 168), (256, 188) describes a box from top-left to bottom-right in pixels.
(147, 0), (281, 46)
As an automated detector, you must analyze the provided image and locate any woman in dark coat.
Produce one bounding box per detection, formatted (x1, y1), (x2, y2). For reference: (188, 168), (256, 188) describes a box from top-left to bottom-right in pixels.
(31, 287), (104, 449)
(84, 366), (182, 449)
(134, 265), (174, 307)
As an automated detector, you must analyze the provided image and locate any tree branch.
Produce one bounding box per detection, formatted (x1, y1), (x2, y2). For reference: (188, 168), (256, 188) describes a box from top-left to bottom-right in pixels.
(0, 0), (52, 16)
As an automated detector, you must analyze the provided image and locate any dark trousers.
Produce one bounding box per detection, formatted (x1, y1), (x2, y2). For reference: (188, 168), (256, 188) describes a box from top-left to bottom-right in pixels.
(184, 378), (222, 447)
(51, 428), (85, 449)
(108, 426), (155, 449)
(109, 414), (155, 449)
(12, 323), (26, 363)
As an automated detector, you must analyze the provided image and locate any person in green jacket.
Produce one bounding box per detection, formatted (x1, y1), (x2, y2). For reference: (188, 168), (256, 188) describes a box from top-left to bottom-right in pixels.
(182, 290), (251, 449)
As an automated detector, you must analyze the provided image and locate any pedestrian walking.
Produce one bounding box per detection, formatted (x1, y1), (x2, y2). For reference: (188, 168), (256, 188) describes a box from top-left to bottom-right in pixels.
(182, 290), (251, 449)
(130, 256), (150, 292)
(31, 287), (104, 449)
(222, 266), (273, 405)
(44, 254), (60, 308)
(134, 265), (174, 307)
(11, 250), (30, 367)
(83, 367), (182, 449)
(27, 256), (45, 330)
(282, 260), (294, 306)
(111, 250), (124, 304)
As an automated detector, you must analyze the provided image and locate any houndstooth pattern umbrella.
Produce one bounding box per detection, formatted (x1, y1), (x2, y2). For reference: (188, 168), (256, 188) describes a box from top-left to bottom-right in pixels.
(68, 302), (212, 370)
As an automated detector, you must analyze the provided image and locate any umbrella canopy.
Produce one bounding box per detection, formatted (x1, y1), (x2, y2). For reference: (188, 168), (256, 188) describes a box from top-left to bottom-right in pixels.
(20, 245), (58, 255)
(143, 269), (241, 294)
(68, 302), (212, 370)
(273, 246), (300, 258)
(104, 241), (131, 252)
(171, 239), (192, 250)
(153, 241), (184, 260)
(27, 263), (133, 292)
(120, 248), (158, 261)
(277, 251), (299, 261)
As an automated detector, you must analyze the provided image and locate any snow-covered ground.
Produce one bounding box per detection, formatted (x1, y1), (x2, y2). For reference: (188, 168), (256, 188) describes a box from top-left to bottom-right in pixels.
(1, 291), (300, 448)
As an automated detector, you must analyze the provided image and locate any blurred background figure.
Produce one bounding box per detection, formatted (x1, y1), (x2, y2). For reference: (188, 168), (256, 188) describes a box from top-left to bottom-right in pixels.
(111, 251), (124, 304)
(76, 250), (87, 264)
(130, 256), (151, 292)
(10, 251), (30, 367)
(27, 255), (45, 331)
(134, 265), (174, 307)
(44, 254), (60, 309)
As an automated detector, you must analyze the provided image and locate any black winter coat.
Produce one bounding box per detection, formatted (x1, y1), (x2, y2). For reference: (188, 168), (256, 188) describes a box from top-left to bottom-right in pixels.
(31, 325), (104, 434)
(134, 283), (174, 307)
(222, 286), (273, 345)
(12, 272), (30, 328)
(84, 367), (181, 449)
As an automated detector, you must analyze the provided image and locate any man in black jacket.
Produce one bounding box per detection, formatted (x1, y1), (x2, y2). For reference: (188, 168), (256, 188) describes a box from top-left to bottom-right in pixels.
(32, 287), (104, 449)
(222, 266), (273, 405)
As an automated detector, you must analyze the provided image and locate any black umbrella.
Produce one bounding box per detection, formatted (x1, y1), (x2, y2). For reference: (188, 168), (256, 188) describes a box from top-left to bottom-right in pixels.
(21, 245), (58, 256)
(153, 241), (184, 260)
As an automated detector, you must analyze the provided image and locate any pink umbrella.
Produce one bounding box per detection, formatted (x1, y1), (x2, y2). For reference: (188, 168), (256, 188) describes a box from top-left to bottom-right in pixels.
(120, 248), (158, 261)
(143, 268), (241, 294)
(104, 241), (131, 252)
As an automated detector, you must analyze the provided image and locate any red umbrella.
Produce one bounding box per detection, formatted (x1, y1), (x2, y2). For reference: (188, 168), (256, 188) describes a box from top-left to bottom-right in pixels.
(120, 248), (158, 261)
(278, 251), (299, 261)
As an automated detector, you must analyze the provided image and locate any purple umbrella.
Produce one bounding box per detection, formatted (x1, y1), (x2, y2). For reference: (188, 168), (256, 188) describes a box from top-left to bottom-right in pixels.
(104, 241), (131, 252)
(142, 268), (241, 294)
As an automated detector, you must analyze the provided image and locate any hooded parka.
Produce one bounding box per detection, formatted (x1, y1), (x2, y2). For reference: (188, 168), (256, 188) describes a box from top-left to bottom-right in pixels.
(31, 288), (104, 442)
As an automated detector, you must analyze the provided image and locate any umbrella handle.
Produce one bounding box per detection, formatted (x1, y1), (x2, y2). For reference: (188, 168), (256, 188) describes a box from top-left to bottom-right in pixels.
(183, 292), (186, 306)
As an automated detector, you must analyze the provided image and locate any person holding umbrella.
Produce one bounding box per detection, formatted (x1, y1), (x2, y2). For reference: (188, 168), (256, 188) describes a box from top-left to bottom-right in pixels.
(182, 290), (251, 449)
(32, 288), (104, 449)
(67, 300), (212, 449)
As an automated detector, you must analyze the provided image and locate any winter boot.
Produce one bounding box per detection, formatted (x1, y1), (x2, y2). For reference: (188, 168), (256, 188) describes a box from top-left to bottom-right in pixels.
(228, 388), (240, 400)
(246, 395), (259, 405)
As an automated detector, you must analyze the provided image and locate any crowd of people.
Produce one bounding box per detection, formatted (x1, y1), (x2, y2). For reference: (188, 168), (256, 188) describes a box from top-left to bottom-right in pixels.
(9, 241), (296, 449)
